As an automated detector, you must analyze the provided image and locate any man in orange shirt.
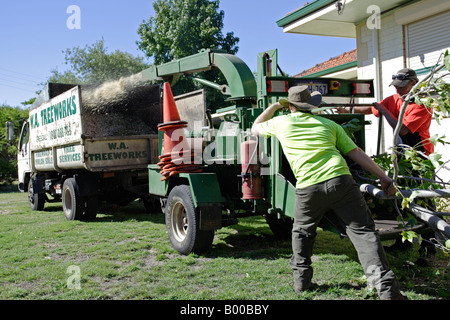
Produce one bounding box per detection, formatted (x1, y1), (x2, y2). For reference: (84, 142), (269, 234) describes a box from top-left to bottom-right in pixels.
(339, 68), (433, 155)
(340, 68), (436, 257)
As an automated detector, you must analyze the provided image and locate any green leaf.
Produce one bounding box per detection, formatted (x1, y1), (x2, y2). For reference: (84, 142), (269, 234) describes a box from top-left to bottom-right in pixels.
(401, 197), (410, 210)
(401, 230), (422, 244)
(408, 190), (419, 203)
(435, 113), (441, 125)
(428, 153), (442, 169)
(444, 49), (450, 71)
(405, 213), (418, 228)
(404, 148), (416, 160)
(428, 134), (439, 146)
(446, 239), (450, 249)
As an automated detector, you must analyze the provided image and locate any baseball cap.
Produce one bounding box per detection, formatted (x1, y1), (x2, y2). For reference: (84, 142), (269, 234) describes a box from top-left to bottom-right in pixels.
(390, 68), (419, 87)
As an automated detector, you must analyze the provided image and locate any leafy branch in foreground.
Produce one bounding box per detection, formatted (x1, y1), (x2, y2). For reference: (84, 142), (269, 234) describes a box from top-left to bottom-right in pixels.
(388, 51), (450, 250)
(391, 50), (450, 185)
(351, 51), (450, 252)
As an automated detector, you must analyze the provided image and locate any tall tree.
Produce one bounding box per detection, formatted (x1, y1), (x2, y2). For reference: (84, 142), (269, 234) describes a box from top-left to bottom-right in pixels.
(137, 0), (239, 64)
(48, 39), (149, 84)
(0, 104), (28, 179)
(136, 0), (240, 111)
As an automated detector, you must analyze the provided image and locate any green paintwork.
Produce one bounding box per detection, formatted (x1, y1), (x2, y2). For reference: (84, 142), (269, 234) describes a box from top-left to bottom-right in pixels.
(179, 173), (225, 207)
(148, 164), (168, 196)
(139, 49), (256, 102)
(273, 173), (296, 218)
(210, 53), (256, 101)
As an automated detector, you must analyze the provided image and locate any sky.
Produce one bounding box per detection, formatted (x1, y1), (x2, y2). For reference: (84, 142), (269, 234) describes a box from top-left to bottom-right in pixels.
(0, 0), (356, 108)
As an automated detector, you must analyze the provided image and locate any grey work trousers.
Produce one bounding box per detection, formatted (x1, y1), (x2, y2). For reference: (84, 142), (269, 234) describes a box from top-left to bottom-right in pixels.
(290, 175), (401, 299)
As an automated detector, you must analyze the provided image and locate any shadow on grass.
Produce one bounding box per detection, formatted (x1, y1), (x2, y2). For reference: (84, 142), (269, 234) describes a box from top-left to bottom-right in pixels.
(206, 216), (358, 262)
(0, 184), (19, 193)
(208, 220), (449, 299)
(30, 198), (166, 224)
(92, 201), (165, 224)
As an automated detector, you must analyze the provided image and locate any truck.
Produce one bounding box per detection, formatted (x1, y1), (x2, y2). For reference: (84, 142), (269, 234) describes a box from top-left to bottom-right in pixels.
(16, 48), (450, 255)
(17, 81), (161, 220)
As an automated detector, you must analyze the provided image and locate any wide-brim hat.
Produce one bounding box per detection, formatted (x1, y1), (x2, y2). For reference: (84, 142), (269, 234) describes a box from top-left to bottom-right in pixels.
(279, 85), (322, 111)
(390, 68), (419, 87)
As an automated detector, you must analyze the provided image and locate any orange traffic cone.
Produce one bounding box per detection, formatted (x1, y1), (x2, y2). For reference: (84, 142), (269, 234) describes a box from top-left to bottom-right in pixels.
(157, 82), (202, 180)
(157, 82), (189, 157)
(162, 82), (180, 123)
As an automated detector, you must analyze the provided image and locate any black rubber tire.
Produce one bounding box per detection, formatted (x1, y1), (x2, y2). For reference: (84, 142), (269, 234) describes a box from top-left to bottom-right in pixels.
(142, 195), (162, 214)
(28, 179), (45, 211)
(82, 196), (98, 221)
(265, 214), (293, 240)
(62, 178), (84, 221)
(165, 185), (214, 255)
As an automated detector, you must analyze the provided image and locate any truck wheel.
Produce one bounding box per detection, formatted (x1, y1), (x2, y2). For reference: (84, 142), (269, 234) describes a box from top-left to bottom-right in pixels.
(265, 214), (293, 240)
(28, 180), (45, 211)
(82, 196), (98, 221)
(62, 178), (84, 221)
(165, 185), (214, 255)
(142, 195), (162, 214)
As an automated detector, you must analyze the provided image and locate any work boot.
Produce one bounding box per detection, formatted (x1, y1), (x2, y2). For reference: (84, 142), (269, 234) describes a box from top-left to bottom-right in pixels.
(293, 282), (317, 293)
(294, 285), (309, 293)
(383, 293), (408, 300)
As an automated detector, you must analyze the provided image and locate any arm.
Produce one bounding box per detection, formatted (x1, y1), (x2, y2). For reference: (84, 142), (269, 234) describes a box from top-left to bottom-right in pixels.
(345, 147), (395, 195)
(336, 106), (372, 114)
(338, 103), (411, 136)
(372, 102), (410, 136)
(251, 102), (285, 136)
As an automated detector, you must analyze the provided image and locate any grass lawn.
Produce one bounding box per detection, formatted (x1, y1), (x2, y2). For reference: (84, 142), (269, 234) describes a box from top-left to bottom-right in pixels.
(0, 185), (448, 301)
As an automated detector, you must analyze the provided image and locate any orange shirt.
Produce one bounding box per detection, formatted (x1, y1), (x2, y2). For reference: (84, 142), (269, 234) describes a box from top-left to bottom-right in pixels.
(372, 94), (434, 155)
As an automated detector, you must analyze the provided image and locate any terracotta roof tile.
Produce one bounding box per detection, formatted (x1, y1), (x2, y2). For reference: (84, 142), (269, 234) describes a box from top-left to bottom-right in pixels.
(295, 48), (357, 77)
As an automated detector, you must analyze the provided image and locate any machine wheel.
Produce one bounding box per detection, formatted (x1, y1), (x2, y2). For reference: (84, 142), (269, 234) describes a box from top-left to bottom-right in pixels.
(265, 214), (293, 240)
(142, 195), (162, 214)
(28, 179), (45, 211)
(82, 196), (98, 221)
(165, 185), (214, 255)
(62, 178), (84, 221)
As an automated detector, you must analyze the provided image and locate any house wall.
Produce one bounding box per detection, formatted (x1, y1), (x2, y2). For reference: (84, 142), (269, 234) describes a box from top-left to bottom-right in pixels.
(355, 3), (450, 182)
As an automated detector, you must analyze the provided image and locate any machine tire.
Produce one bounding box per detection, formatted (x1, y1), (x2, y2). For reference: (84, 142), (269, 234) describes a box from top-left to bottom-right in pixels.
(62, 178), (84, 221)
(28, 179), (45, 211)
(265, 214), (293, 240)
(82, 196), (98, 221)
(142, 195), (162, 214)
(165, 185), (214, 255)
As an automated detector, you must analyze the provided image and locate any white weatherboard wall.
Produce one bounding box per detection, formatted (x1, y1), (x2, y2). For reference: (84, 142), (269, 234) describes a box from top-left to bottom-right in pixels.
(355, 5), (450, 183)
(356, 13), (403, 157)
(405, 10), (450, 72)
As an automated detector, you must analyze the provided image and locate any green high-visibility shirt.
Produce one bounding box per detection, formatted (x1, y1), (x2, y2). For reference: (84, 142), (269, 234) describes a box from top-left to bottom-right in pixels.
(255, 112), (357, 189)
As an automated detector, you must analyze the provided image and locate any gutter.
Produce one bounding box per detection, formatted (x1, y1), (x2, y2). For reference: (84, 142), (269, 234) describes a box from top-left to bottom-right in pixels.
(276, 0), (335, 27)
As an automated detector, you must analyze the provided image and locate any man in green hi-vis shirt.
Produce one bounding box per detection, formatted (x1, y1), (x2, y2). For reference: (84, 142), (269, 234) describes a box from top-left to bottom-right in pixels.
(252, 85), (406, 300)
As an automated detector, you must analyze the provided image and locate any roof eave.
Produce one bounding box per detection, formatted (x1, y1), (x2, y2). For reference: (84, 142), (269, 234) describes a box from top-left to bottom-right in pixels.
(276, 0), (335, 27)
